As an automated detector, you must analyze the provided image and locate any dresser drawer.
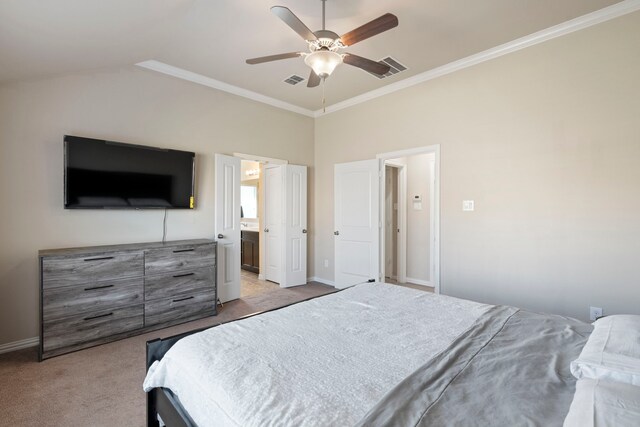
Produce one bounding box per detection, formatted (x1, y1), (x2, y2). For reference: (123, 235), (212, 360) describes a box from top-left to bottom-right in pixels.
(145, 243), (215, 275)
(145, 268), (213, 301)
(42, 304), (144, 352)
(42, 251), (143, 289)
(145, 289), (216, 326)
(43, 277), (143, 322)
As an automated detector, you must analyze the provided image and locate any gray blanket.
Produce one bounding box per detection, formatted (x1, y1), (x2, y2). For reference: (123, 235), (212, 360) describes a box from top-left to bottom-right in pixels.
(357, 306), (592, 427)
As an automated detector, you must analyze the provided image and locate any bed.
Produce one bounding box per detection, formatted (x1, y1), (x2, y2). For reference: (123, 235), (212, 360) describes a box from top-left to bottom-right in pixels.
(144, 282), (593, 426)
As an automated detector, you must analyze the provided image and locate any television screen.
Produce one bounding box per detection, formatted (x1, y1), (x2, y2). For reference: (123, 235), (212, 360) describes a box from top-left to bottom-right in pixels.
(64, 135), (195, 209)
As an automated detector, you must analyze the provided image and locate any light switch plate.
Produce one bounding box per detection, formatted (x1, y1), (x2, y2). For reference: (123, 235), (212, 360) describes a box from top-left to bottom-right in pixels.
(463, 200), (475, 211)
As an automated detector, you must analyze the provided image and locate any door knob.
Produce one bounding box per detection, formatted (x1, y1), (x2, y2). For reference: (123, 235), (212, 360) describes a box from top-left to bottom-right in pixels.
(334, 231), (340, 236)
(264, 228), (269, 233)
(217, 234), (224, 239)
(302, 229), (307, 234)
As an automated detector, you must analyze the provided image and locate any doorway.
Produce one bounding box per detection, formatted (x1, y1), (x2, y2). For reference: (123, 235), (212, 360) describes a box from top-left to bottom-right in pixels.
(383, 153), (435, 291)
(377, 145), (440, 293)
(332, 145), (440, 293)
(215, 153), (309, 303)
(239, 160), (279, 298)
(384, 164), (401, 283)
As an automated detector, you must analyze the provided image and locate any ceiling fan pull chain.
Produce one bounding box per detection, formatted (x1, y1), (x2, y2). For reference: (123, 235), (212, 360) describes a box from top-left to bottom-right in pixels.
(322, 77), (326, 113)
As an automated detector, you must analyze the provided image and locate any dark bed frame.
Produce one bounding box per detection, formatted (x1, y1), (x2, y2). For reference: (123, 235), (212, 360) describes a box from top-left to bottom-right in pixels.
(145, 291), (339, 427)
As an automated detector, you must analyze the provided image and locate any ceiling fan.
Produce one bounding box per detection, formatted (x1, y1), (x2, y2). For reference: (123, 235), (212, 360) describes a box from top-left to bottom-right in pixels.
(246, 0), (399, 88)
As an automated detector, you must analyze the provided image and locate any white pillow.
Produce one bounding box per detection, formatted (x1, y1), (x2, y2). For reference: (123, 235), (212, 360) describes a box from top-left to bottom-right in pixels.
(563, 378), (640, 427)
(571, 315), (640, 386)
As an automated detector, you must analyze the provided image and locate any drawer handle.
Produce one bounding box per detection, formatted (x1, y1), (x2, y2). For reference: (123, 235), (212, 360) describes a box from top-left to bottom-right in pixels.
(84, 284), (114, 291)
(84, 256), (114, 262)
(172, 296), (195, 303)
(173, 248), (194, 253)
(83, 312), (113, 321)
(173, 273), (195, 278)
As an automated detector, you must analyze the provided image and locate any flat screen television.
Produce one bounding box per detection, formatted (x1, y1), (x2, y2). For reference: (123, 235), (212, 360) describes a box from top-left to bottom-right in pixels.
(64, 135), (195, 209)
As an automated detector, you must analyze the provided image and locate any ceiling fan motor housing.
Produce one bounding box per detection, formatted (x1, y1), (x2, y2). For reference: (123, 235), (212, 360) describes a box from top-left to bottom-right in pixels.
(309, 30), (342, 51)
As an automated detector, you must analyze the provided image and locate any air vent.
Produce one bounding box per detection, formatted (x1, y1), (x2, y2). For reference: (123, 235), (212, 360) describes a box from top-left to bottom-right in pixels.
(284, 74), (306, 85)
(369, 56), (408, 79)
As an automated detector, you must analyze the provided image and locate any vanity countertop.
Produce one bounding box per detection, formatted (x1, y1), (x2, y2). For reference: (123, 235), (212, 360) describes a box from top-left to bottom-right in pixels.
(241, 223), (260, 232)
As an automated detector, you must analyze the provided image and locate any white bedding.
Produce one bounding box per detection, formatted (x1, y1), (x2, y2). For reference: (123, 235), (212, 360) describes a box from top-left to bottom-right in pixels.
(143, 283), (490, 426)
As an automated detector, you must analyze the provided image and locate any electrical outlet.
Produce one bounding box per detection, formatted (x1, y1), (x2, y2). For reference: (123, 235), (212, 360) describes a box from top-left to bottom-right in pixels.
(323, 259), (329, 268)
(590, 306), (603, 321)
(462, 200), (475, 211)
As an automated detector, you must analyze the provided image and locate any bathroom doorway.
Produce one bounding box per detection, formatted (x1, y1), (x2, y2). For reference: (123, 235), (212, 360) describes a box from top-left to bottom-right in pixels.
(240, 160), (278, 298)
(215, 152), (308, 302)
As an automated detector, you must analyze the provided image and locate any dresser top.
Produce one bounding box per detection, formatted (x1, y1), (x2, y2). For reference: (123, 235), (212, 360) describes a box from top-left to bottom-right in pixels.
(39, 239), (215, 257)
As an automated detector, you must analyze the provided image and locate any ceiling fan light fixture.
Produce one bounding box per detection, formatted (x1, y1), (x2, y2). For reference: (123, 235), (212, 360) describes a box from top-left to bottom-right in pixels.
(304, 50), (343, 78)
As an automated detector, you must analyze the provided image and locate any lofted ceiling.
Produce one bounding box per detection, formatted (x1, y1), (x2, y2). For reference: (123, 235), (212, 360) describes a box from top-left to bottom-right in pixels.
(0, 0), (627, 111)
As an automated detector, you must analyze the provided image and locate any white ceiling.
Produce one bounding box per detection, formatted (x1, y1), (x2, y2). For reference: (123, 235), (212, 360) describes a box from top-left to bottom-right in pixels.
(0, 0), (625, 110)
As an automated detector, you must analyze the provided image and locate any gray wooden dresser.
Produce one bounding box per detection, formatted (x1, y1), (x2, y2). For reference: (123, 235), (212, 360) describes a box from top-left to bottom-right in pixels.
(39, 239), (216, 360)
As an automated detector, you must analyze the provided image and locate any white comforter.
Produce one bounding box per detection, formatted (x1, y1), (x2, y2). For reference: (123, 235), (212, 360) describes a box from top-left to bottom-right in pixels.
(143, 283), (489, 426)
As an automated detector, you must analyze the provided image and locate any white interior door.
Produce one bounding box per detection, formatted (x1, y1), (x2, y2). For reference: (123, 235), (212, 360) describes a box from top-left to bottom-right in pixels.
(264, 165), (283, 283)
(215, 154), (241, 302)
(282, 165), (307, 287)
(334, 159), (381, 289)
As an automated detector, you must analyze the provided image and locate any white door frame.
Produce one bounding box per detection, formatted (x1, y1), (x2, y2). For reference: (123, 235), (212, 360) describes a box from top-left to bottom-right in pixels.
(383, 161), (407, 284)
(233, 153), (288, 165)
(429, 156), (436, 289)
(377, 145), (441, 294)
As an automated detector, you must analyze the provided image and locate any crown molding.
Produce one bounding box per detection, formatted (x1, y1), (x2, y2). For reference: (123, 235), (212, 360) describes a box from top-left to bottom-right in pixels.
(135, 60), (315, 118)
(313, 0), (640, 117)
(137, 1), (640, 119)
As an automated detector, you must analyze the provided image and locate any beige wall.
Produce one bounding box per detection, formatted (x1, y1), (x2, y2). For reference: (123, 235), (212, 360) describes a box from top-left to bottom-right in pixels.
(0, 67), (314, 345)
(314, 12), (640, 321)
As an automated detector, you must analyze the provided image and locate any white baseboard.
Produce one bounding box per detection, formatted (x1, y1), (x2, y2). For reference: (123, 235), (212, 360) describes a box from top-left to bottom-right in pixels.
(0, 336), (39, 355)
(405, 277), (434, 287)
(307, 276), (336, 287)
(258, 274), (265, 281)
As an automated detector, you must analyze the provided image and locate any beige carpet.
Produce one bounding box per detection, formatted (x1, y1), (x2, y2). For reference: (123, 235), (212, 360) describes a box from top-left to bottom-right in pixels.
(0, 282), (335, 427)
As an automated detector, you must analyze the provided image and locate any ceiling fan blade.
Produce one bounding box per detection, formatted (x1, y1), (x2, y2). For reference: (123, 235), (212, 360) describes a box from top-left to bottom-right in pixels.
(307, 70), (321, 88)
(340, 13), (398, 46)
(246, 52), (302, 64)
(271, 6), (318, 41)
(343, 53), (390, 76)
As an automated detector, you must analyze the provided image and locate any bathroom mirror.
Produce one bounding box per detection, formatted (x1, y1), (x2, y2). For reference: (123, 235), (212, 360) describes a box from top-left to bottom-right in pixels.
(241, 180), (258, 219)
